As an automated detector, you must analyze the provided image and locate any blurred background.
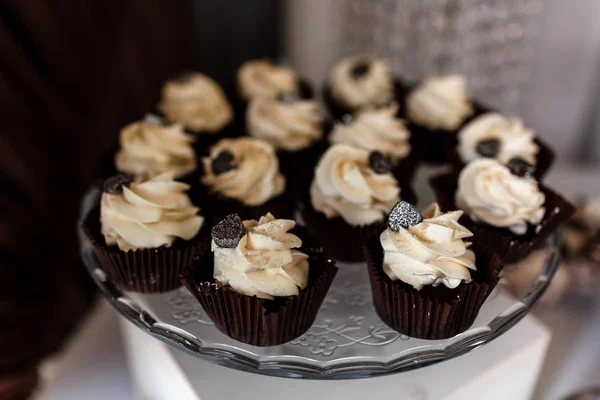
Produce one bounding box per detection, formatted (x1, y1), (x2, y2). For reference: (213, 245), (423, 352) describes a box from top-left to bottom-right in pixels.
(1, 1), (599, 399)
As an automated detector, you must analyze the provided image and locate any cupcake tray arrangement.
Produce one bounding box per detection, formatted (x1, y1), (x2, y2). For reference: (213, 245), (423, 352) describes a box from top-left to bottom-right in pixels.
(79, 184), (562, 379)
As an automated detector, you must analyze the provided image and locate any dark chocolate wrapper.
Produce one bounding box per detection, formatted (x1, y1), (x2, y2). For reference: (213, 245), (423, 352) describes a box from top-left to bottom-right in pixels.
(406, 101), (490, 165)
(323, 78), (410, 121)
(299, 183), (417, 262)
(180, 226), (338, 346)
(82, 207), (207, 293)
(445, 137), (555, 181)
(198, 183), (297, 226)
(430, 172), (575, 263)
(365, 237), (503, 339)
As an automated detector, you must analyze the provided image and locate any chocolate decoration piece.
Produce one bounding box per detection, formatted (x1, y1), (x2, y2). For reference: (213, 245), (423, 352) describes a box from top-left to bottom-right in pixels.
(507, 157), (534, 178)
(388, 201), (422, 231)
(211, 150), (237, 176)
(212, 214), (246, 248)
(341, 114), (353, 124)
(475, 138), (501, 158)
(350, 61), (370, 79)
(277, 91), (300, 103)
(103, 174), (133, 194)
(369, 151), (394, 174)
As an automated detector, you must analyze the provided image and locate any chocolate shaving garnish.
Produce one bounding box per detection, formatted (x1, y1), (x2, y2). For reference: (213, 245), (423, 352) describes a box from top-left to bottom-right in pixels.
(103, 174), (133, 194)
(212, 214), (245, 248)
(277, 91), (300, 103)
(388, 201), (422, 232)
(211, 150), (237, 176)
(350, 60), (370, 79)
(507, 157), (534, 178)
(475, 138), (500, 158)
(369, 151), (394, 174)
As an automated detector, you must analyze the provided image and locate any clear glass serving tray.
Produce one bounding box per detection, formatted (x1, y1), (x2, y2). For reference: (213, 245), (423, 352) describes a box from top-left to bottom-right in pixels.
(79, 167), (562, 380)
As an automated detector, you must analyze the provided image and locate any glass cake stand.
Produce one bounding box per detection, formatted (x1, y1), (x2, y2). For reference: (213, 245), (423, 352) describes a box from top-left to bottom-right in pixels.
(79, 170), (562, 380)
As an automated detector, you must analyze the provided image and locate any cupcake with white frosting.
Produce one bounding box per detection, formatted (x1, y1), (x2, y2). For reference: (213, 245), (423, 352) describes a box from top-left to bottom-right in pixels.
(300, 143), (416, 261)
(453, 112), (554, 179)
(329, 104), (420, 182)
(114, 120), (197, 179)
(180, 213), (337, 346)
(201, 137), (294, 221)
(324, 55), (406, 119)
(430, 158), (575, 262)
(405, 74), (480, 163)
(365, 201), (503, 339)
(83, 172), (206, 292)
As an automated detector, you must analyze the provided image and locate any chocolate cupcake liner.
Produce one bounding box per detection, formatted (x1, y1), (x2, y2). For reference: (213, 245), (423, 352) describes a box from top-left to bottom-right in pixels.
(445, 137), (555, 180)
(198, 183), (297, 225)
(323, 79), (410, 121)
(392, 134), (424, 184)
(0, 369), (38, 399)
(82, 207), (207, 293)
(299, 183), (418, 262)
(406, 101), (490, 165)
(430, 172), (575, 263)
(365, 237), (503, 339)
(180, 226), (338, 346)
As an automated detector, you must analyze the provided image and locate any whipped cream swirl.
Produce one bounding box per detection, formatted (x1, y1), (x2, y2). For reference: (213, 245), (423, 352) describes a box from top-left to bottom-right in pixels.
(158, 72), (233, 133)
(407, 75), (474, 131)
(456, 159), (546, 235)
(115, 121), (196, 178)
(329, 104), (411, 160)
(457, 112), (539, 165)
(310, 144), (400, 226)
(381, 203), (476, 290)
(202, 138), (285, 206)
(329, 55), (394, 110)
(238, 59), (299, 100)
(213, 213), (309, 299)
(100, 173), (204, 251)
(246, 97), (323, 151)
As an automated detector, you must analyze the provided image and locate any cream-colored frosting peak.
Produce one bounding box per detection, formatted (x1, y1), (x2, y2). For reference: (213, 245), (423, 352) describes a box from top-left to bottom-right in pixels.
(329, 55), (394, 110)
(158, 72), (233, 133)
(202, 138), (285, 206)
(458, 112), (539, 165)
(381, 203), (476, 290)
(329, 104), (411, 160)
(310, 144), (400, 226)
(238, 59), (299, 100)
(100, 173), (203, 251)
(456, 159), (545, 235)
(115, 121), (196, 178)
(246, 97), (323, 151)
(213, 213), (309, 300)
(407, 75), (474, 131)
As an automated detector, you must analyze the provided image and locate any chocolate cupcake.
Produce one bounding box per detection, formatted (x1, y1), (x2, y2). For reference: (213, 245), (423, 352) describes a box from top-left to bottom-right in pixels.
(83, 172), (207, 292)
(300, 144), (417, 262)
(405, 74), (483, 164)
(328, 103), (422, 183)
(245, 94), (328, 190)
(430, 159), (575, 263)
(180, 213), (337, 346)
(200, 137), (295, 222)
(157, 72), (236, 153)
(323, 55), (409, 120)
(449, 112), (554, 180)
(365, 202), (503, 339)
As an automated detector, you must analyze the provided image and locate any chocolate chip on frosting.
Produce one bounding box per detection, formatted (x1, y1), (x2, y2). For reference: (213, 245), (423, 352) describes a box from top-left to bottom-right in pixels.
(369, 151), (394, 174)
(475, 138), (500, 158)
(507, 157), (534, 178)
(211, 150), (237, 176)
(350, 60), (370, 79)
(212, 214), (245, 248)
(277, 91), (300, 103)
(103, 174), (133, 194)
(388, 201), (422, 232)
